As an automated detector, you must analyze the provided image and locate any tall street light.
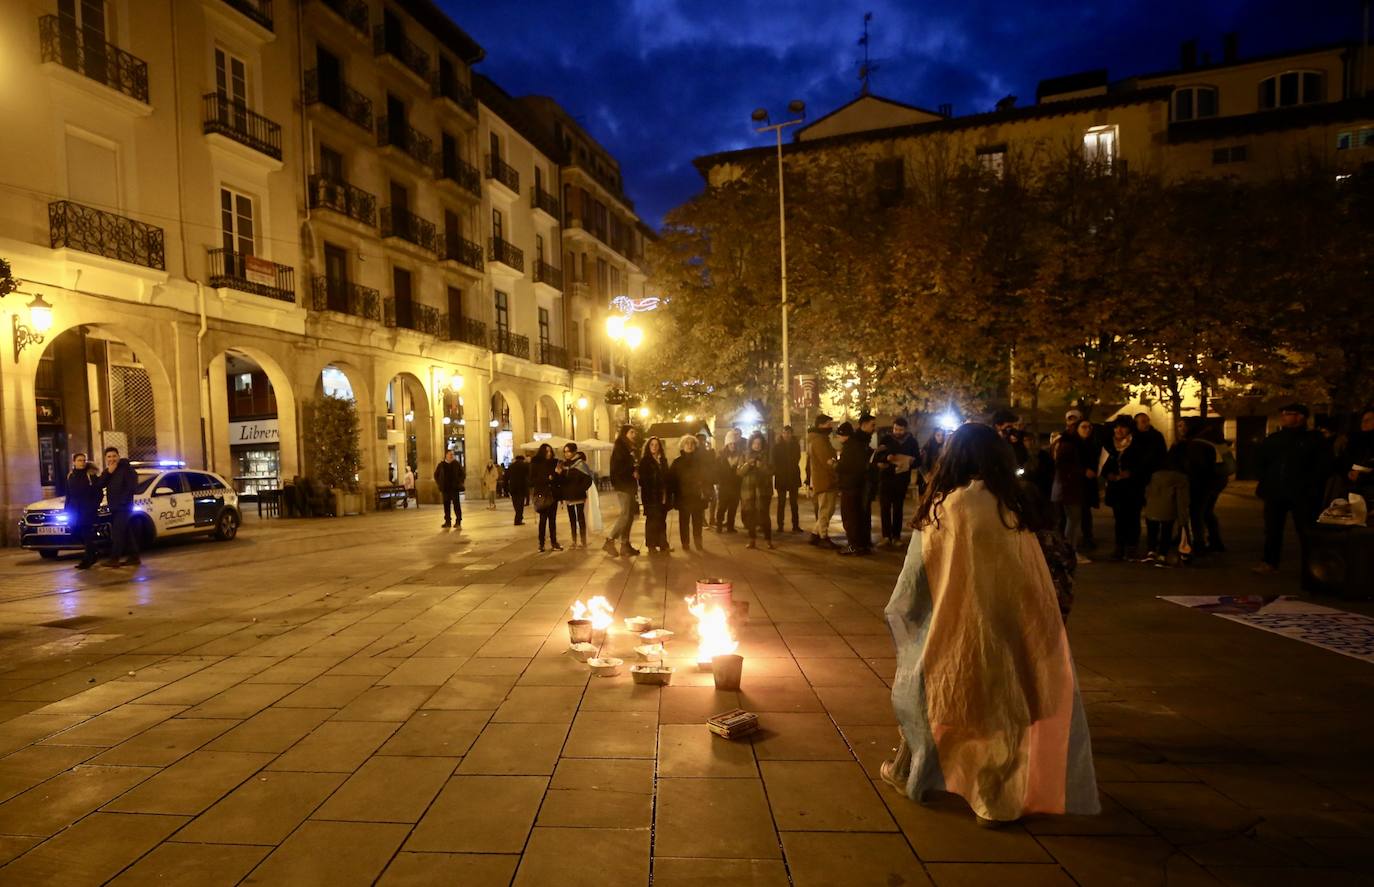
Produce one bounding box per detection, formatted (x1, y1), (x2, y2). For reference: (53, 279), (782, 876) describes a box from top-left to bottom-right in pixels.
(605, 314), (644, 423)
(752, 99), (805, 428)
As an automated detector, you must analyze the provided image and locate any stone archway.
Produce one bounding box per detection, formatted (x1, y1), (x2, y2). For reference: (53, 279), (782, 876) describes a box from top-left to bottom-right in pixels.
(536, 393), (564, 439)
(303, 359), (373, 493)
(205, 345), (299, 498)
(379, 370), (433, 491)
(489, 386), (527, 466)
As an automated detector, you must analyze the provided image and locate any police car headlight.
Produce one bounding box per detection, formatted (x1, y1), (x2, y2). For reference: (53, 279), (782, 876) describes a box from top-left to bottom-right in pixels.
(55, 512), (70, 524)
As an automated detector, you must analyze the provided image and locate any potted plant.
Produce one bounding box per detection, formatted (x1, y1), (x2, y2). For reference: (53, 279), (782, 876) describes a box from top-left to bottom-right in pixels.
(307, 394), (363, 515)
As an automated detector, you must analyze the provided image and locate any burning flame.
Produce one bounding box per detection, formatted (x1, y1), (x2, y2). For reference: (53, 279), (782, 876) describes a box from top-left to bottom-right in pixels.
(686, 594), (738, 662)
(571, 596), (614, 631)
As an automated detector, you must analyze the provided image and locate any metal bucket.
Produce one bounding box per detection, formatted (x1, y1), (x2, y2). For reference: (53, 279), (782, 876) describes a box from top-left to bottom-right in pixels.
(711, 654), (744, 691)
(567, 619), (593, 644)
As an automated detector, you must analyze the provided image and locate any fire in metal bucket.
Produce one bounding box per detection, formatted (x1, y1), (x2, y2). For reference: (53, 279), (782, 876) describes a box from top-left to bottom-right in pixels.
(686, 593), (738, 664)
(571, 596), (614, 631)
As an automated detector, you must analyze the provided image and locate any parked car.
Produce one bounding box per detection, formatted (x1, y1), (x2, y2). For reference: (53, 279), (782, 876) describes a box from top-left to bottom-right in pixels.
(18, 462), (241, 558)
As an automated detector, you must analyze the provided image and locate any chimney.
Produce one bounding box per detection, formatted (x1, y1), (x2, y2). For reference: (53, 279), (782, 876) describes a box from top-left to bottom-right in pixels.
(995, 95), (1017, 112)
(1223, 32), (1238, 63)
(1180, 39), (1198, 70)
(938, 102), (952, 117)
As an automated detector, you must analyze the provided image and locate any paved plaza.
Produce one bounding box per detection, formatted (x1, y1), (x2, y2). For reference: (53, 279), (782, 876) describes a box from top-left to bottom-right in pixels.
(0, 488), (1371, 886)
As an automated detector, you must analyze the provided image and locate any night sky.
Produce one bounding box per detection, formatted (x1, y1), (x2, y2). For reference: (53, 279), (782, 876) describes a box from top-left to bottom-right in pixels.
(443, 0), (1364, 227)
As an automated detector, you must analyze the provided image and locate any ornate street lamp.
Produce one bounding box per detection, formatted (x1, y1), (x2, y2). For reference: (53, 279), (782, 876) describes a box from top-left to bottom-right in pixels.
(13, 293), (54, 362)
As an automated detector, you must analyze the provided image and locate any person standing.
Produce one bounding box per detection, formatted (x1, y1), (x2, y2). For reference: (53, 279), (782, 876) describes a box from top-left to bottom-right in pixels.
(530, 443), (562, 552)
(1074, 419), (1102, 552)
(558, 443), (594, 548)
(918, 428), (946, 497)
(506, 455), (530, 525)
(1103, 418), (1146, 561)
(606, 425), (641, 557)
(715, 430), (744, 532)
(65, 453), (102, 570)
(807, 415), (839, 548)
(1051, 432), (1088, 561)
(739, 432), (775, 549)
(670, 435), (709, 551)
(639, 436), (673, 553)
(100, 447), (140, 568)
(1254, 403), (1327, 574)
(876, 417), (921, 547)
(881, 423), (1098, 827)
(696, 434), (719, 530)
(1174, 419), (1219, 553)
(771, 425), (803, 533)
(1143, 447), (1191, 564)
(482, 462), (499, 510)
(433, 451), (465, 529)
(403, 465), (418, 508)
(837, 421), (874, 556)
(1339, 408), (1374, 502)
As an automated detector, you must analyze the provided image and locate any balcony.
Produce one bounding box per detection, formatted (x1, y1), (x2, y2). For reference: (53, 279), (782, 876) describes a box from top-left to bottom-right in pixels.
(380, 207), (436, 253)
(572, 356), (596, 375)
(377, 117), (434, 171)
(568, 281), (594, 302)
(304, 69), (372, 132)
(491, 329), (530, 360)
(373, 22), (429, 82)
(315, 0), (369, 38)
(432, 73), (476, 117)
(203, 93), (283, 161)
(48, 200), (165, 271)
(441, 232), (483, 272)
(39, 15), (149, 106)
(208, 248), (294, 302)
(436, 154), (480, 198)
(385, 299), (443, 336)
(532, 261), (563, 291)
(531, 184), (561, 221)
(539, 342), (570, 370)
(486, 154), (520, 195)
(447, 315), (487, 348)
(311, 276), (382, 322)
(219, 0), (274, 32)
(308, 176), (376, 227)
(487, 237), (524, 274)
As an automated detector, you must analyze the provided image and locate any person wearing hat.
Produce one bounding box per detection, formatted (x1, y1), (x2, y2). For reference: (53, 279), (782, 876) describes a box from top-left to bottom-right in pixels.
(1253, 403), (1328, 574)
(1065, 409), (1084, 435)
(807, 414), (840, 548)
(837, 420), (875, 555)
(772, 424), (803, 533)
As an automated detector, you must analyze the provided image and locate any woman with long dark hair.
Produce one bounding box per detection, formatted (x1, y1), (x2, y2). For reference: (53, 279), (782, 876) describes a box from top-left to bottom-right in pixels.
(883, 423), (1098, 827)
(529, 443), (562, 552)
(639, 436), (673, 553)
(558, 442), (594, 548)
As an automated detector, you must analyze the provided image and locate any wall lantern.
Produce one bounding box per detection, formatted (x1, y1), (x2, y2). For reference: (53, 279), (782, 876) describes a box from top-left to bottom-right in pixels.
(13, 293), (53, 362)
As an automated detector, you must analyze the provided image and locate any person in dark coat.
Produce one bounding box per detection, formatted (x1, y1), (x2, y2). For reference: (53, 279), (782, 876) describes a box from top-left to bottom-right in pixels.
(1051, 432), (1085, 553)
(557, 444), (595, 548)
(100, 447), (141, 568)
(1254, 403), (1328, 573)
(639, 436), (673, 553)
(670, 435), (710, 551)
(1174, 419), (1221, 553)
(1074, 420), (1102, 551)
(876, 417), (921, 546)
(529, 443), (562, 552)
(1339, 408), (1374, 502)
(770, 425), (803, 533)
(65, 453), (102, 570)
(506, 455), (530, 525)
(1133, 413), (1167, 486)
(1102, 418), (1147, 560)
(739, 432), (775, 549)
(606, 425), (641, 557)
(714, 432), (744, 533)
(695, 434), (719, 529)
(433, 450), (466, 529)
(836, 422), (874, 556)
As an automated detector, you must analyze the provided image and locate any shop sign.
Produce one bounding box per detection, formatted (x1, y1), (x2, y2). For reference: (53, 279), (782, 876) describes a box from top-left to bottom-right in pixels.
(229, 418), (279, 445)
(36, 397), (63, 424)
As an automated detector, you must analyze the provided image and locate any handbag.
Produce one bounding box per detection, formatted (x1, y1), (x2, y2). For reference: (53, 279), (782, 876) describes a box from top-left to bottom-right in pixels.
(532, 491), (556, 513)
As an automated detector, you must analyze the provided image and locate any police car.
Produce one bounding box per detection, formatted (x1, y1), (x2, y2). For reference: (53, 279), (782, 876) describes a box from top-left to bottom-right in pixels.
(18, 461), (241, 559)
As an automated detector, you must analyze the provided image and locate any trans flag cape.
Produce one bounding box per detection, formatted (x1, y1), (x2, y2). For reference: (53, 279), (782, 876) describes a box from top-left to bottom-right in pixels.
(884, 481), (1099, 821)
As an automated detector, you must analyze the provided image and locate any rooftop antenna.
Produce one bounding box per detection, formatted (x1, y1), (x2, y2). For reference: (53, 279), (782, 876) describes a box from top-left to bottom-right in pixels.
(857, 12), (882, 95)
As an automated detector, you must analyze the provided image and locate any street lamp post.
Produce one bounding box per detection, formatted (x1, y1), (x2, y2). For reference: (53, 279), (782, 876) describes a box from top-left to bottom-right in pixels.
(752, 100), (806, 429)
(605, 314), (644, 424)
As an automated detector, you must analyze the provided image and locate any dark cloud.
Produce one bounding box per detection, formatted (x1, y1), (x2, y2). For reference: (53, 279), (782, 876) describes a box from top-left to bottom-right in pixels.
(441, 0), (1361, 227)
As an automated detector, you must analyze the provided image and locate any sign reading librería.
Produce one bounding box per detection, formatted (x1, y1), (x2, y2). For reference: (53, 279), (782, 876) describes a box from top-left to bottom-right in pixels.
(229, 419), (279, 445)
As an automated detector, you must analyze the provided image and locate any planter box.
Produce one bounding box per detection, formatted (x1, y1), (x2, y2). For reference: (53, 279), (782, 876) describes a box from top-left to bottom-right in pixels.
(332, 489), (363, 516)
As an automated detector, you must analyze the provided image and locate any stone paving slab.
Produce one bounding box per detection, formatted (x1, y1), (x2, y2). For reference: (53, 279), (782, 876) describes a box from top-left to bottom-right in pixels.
(0, 490), (1371, 884)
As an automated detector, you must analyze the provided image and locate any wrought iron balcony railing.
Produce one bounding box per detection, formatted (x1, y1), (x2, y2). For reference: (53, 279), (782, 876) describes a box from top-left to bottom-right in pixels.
(311, 276), (382, 321)
(203, 93), (283, 160)
(49, 200), (165, 271)
(317, 0), (369, 37)
(304, 69), (372, 132)
(441, 232), (483, 271)
(437, 154), (481, 196)
(486, 154), (520, 192)
(488, 236), (524, 272)
(491, 329), (530, 360)
(539, 342), (569, 369)
(220, 0), (273, 31)
(401, 303), (443, 336)
(308, 175), (376, 227)
(531, 185), (561, 219)
(572, 356), (596, 374)
(432, 73), (476, 115)
(380, 207), (436, 253)
(533, 261), (563, 290)
(208, 248), (294, 302)
(39, 15), (149, 105)
(377, 117), (434, 169)
(447, 315), (487, 348)
(373, 22), (429, 80)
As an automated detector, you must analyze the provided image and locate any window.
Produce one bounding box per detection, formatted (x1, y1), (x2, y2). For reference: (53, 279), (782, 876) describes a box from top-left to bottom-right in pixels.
(156, 473), (189, 495)
(319, 145), (344, 182)
(489, 131), (500, 160)
(393, 267), (413, 329)
(1337, 131), (1353, 151)
(214, 48), (249, 107)
(976, 144), (1006, 179)
(448, 286), (463, 321)
(234, 373), (252, 392)
(535, 234), (545, 265)
(389, 180), (408, 212)
(186, 472), (224, 492)
(1338, 129), (1374, 150)
(1362, 128), (1374, 148)
(494, 290), (509, 335)
(491, 208), (503, 241)
(1259, 71), (1323, 110)
(534, 166), (543, 194)
(538, 307), (550, 347)
(323, 243), (349, 309)
(219, 187), (255, 256)
(1211, 145), (1248, 165)
(1083, 125), (1117, 170)
(610, 266), (621, 298)
(1171, 86), (1218, 122)
(571, 320), (580, 357)
(596, 258), (609, 296)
